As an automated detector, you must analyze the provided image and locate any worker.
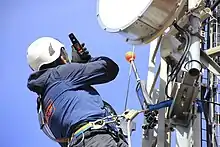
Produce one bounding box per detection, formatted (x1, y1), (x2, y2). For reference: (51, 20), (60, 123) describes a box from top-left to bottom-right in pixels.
(26, 37), (128, 147)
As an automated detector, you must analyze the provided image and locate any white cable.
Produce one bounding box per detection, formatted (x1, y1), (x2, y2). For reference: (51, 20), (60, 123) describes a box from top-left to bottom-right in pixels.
(124, 65), (132, 111)
(68, 132), (85, 147)
(76, 133), (85, 146)
(124, 45), (136, 147)
(124, 45), (136, 111)
(127, 120), (132, 147)
(132, 45), (135, 57)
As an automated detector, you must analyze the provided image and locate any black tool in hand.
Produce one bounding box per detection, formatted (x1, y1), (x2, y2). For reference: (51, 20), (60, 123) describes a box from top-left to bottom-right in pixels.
(68, 33), (91, 63)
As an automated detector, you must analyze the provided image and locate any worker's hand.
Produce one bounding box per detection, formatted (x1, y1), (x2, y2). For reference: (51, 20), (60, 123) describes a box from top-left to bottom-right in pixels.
(79, 43), (91, 62)
(71, 43), (91, 63)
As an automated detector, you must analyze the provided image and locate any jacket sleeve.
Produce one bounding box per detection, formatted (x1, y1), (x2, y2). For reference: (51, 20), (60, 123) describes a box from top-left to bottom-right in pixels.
(57, 56), (119, 87)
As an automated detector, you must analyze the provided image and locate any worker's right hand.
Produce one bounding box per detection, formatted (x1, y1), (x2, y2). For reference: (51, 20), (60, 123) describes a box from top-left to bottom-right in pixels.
(71, 43), (91, 63)
(78, 43), (91, 62)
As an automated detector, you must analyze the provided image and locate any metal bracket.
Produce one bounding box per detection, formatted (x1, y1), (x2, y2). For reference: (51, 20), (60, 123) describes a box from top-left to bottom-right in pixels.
(200, 7), (214, 22)
(119, 118), (136, 137)
(200, 49), (220, 78)
(168, 71), (200, 126)
(188, 0), (205, 11)
(205, 45), (220, 57)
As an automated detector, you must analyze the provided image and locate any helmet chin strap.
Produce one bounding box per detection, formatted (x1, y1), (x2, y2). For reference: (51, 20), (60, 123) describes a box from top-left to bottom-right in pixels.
(61, 47), (70, 63)
(61, 46), (83, 64)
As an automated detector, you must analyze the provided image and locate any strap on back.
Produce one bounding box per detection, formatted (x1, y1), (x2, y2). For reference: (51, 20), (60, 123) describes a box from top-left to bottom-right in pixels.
(37, 95), (68, 143)
(36, 97), (121, 143)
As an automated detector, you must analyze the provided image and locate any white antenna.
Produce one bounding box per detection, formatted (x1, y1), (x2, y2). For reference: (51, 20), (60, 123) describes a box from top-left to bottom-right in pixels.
(97, 0), (185, 44)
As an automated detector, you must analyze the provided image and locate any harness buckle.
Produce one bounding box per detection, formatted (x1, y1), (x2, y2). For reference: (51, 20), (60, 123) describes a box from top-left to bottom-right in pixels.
(91, 119), (106, 130)
(123, 109), (139, 120)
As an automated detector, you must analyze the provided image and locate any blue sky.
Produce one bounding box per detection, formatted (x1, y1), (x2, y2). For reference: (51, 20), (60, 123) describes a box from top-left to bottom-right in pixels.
(0, 1), (151, 147)
(2, 1), (218, 147)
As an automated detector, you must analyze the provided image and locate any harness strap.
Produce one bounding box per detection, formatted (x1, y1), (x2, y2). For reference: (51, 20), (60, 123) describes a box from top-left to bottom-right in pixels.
(37, 95), (120, 143)
(37, 95), (70, 143)
(68, 126), (121, 147)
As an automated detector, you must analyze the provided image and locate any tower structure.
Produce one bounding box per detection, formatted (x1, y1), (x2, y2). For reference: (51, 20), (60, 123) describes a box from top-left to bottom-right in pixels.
(201, 0), (220, 146)
(96, 0), (220, 146)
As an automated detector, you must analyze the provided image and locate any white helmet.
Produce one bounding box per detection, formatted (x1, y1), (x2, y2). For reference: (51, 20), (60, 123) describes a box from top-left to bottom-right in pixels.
(27, 37), (64, 71)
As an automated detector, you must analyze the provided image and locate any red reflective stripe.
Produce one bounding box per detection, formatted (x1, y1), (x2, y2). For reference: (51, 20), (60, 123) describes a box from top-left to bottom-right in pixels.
(56, 138), (69, 143)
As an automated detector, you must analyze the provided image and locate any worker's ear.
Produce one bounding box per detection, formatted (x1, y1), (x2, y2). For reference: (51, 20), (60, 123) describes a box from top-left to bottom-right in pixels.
(60, 47), (70, 63)
(60, 55), (68, 64)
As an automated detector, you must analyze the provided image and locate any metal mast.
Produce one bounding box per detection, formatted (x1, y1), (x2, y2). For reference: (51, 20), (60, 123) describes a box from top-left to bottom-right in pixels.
(201, 0), (220, 146)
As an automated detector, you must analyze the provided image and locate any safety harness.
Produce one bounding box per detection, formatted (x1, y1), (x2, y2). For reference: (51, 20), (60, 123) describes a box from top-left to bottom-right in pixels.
(36, 95), (122, 145)
(37, 95), (69, 143)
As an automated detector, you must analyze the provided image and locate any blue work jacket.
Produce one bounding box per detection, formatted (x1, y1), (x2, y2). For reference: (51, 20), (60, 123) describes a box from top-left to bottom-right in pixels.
(27, 56), (119, 144)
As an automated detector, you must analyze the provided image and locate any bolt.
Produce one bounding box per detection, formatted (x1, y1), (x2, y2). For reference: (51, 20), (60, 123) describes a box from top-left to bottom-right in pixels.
(170, 127), (175, 132)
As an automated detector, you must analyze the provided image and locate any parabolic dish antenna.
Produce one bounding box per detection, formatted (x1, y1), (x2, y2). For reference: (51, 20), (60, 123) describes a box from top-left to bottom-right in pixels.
(97, 0), (186, 44)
